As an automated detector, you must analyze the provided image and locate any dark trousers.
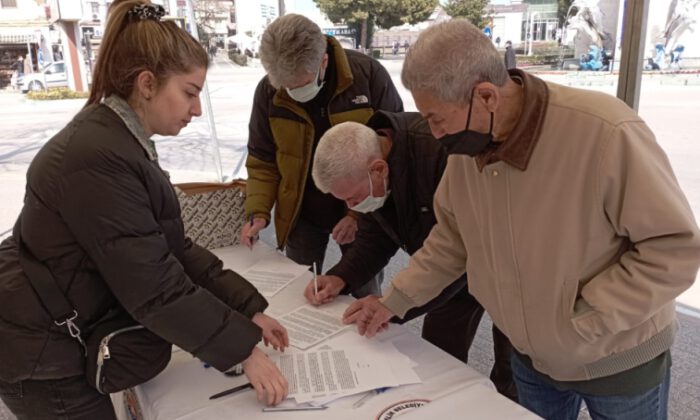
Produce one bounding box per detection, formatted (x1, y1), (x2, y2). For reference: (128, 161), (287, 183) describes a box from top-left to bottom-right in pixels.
(285, 217), (383, 297)
(0, 375), (116, 420)
(402, 279), (518, 402)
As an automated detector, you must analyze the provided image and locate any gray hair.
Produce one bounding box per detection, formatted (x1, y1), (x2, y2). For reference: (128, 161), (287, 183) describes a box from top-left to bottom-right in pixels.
(259, 14), (327, 89)
(312, 122), (382, 194)
(401, 19), (509, 104)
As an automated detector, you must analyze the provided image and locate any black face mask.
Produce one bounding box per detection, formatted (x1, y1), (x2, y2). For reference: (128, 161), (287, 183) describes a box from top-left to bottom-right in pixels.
(439, 91), (495, 156)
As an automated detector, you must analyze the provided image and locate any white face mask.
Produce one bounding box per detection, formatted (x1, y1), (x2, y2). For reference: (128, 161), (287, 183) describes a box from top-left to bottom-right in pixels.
(286, 64), (324, 103)
(351, 172), (390, 214)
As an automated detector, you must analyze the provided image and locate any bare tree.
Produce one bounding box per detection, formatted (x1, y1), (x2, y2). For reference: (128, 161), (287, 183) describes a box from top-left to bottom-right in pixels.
(192, 0), (231, 37)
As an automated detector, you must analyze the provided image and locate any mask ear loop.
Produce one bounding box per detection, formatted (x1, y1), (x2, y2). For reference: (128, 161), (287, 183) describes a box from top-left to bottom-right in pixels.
(317, 56), (326, 86)
(467, 87), (496, 136)
(368, 161), (388, 198)
(315, 63), (323, 87)
(465, 88), (475, 131)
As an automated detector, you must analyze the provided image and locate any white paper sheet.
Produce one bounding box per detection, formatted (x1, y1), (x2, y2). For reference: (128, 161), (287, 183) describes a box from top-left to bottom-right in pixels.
(239, 258), (309, 297)
(324, 326), (421, 384)
(278, 303), (351, 350)
(309, 330), (423, 406)
(272, 345), (410, 404)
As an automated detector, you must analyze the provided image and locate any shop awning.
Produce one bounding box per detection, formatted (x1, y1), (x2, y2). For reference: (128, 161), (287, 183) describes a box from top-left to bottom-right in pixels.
(0, 20), (57, 45)
(0, 33), (34, 44)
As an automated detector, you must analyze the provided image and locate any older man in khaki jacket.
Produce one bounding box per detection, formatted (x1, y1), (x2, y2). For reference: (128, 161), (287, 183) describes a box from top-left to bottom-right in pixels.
(343, 19), (700, 420)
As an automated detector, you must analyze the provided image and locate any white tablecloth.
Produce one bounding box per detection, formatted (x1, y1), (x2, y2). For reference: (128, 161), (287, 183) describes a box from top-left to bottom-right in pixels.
(114, 243), (540, 419)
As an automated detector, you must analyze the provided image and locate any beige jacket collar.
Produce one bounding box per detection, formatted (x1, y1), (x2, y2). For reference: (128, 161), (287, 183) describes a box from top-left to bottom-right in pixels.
(475, 69), (549, 172)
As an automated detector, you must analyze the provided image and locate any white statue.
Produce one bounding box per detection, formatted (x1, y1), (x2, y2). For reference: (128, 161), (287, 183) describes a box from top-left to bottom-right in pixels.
(565, 0), (608, 48)
(662, 0), (699, 49)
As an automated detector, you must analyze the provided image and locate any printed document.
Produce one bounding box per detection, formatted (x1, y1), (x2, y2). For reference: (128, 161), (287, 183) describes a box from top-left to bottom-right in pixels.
(278, 301), (351, 350)
(270, 333), (421, 405)
(273, 348), (391, 403)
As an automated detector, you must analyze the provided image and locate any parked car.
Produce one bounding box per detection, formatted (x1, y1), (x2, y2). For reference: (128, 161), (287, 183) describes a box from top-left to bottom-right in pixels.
(19, 61), (68, 93)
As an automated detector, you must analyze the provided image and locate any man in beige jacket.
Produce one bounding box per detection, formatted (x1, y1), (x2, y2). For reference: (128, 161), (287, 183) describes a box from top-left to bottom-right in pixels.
(343, 19), (700, 419)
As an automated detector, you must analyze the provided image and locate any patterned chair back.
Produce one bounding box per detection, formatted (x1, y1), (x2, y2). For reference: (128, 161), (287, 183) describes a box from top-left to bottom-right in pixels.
(174, 180), (247, 250)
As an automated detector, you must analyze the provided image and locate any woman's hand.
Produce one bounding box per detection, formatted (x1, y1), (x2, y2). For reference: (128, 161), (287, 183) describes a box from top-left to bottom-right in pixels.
(242, 347), (288, 406)
(252, 312), (289, 352)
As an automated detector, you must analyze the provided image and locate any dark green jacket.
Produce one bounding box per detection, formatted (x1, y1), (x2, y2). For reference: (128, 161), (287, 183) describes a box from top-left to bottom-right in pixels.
(245, 37), (403, 248)
(0, 102), (267, 382)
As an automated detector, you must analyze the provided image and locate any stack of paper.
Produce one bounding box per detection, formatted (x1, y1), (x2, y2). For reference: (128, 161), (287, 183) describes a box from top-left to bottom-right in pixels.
(270, 329), (421, 406)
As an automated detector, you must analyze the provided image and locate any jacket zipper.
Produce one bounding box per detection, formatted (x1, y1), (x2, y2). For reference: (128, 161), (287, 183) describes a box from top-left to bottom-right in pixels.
(275, 85), (341, 248)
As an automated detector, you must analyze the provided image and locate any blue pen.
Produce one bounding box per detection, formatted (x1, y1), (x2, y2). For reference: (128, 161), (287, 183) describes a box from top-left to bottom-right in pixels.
(352, 387), (391, 408)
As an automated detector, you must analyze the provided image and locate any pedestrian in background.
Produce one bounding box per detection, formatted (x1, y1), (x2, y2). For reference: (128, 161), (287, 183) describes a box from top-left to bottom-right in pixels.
(504, 40), (516, 69)
(14, 55), (24, 76)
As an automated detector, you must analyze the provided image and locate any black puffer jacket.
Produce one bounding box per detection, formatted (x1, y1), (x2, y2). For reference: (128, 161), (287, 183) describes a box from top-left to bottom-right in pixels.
(0, 103), (266, 383)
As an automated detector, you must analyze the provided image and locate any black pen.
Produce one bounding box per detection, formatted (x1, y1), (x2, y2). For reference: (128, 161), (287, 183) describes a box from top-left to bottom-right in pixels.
(209, 382), (253, 400)
(248, 214), (259, 248)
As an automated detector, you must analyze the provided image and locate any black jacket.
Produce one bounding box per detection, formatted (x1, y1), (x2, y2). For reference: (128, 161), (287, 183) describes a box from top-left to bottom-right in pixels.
(0, 103), (266, 382)
(326, 111), (467, 320)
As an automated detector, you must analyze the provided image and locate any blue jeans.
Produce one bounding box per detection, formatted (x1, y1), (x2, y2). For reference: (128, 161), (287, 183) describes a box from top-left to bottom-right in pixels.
(511, 353), (670, 420)
(0, 375), (116, 420)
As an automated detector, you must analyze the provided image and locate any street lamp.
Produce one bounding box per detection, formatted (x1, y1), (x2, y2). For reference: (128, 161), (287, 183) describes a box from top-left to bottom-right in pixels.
(528, 11), (539, 56)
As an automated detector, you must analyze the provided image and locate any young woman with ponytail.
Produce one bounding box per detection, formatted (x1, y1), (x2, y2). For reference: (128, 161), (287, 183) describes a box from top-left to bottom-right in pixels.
(0, 2), (288, 418)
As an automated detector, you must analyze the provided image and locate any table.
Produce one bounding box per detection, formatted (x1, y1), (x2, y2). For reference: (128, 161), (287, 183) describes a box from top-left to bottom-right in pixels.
(114, 243), (540, 419)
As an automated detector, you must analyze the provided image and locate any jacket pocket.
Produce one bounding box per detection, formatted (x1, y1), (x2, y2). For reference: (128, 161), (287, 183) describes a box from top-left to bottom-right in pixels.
(568, 290), (611, 344)
(562, 279), (604, 343)
(561, 278), (579, 318)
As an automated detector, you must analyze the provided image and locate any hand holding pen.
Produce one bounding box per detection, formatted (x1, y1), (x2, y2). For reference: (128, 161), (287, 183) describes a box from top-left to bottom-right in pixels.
(303, 274), (345, 305)
(241, 214), (264, 249)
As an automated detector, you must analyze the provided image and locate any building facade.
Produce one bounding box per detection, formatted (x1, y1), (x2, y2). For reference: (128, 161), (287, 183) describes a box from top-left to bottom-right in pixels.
(0, 0), (55, 87)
